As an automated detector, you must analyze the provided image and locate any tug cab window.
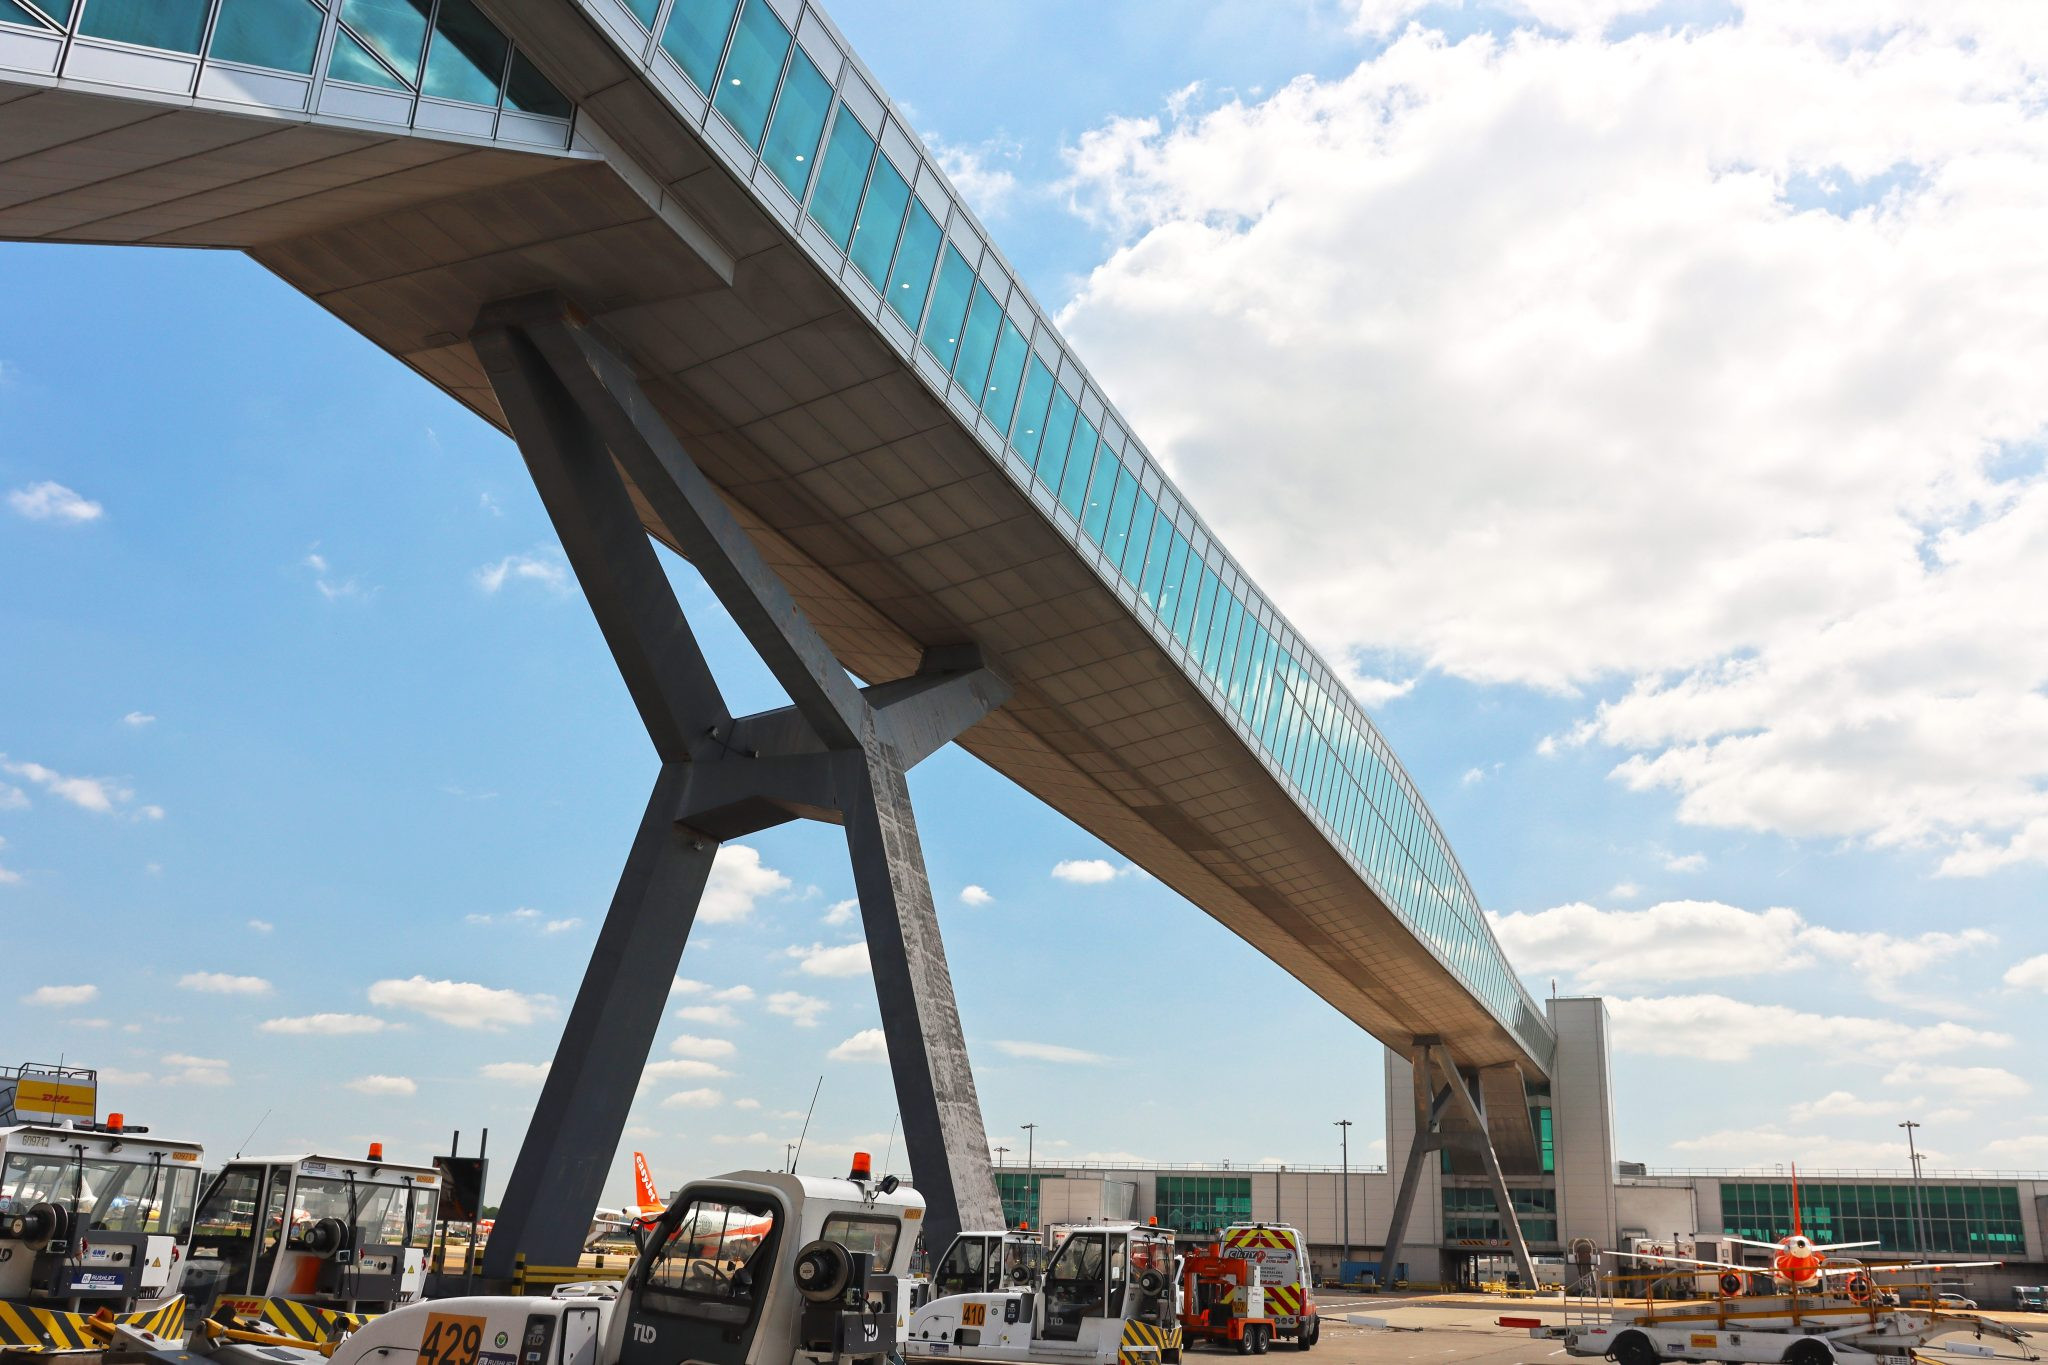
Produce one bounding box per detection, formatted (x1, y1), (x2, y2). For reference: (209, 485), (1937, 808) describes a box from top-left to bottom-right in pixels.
(935, 1235), (991, 1296)
(1045, 1231), (1110, 1313)
(1, 1154), (196, 1236)
(641, 1197), (779, 1325)
(820, 1214), (899, 1274)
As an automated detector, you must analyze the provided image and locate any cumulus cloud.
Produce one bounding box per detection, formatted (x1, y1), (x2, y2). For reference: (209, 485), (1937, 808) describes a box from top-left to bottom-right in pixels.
(702, 845), (792, 924)
(828, 1028), (889, 1063)
(302, 549), (369, 603)
(475, 546), (569, 595)
(993, 1040), (1109, 1065)
(927, 131), (1021, 218)
(1055, 9), (2048, 873)
(481, 1061), (550, 1083)
(661, 1087), (724, 1109)
(260, 1013), (386, 1035)
(9, 481), (102, 523)
(367, 976), (547, 1029)
(672, 980), (756, 1002)
(675, 1004), (738, 1027)
(1, 757), (145, 816)
(23, 984), (97, 1007)
(2005, 955), (2048, 992)
(960, 885), (993, 907)
(247, 919), (274, 934)
(766, 990), (829, 1027)
(179, 972), (272, 996)
(346, 1074), (417, 1096)
(1490, 900), (1994, 1009)
(162, 1053), (230, 1086)
(669, 1034), (737, 1060)
(1664, 853), (1707, 873)
(1051, 859), (1121, 885)
(1606, 995), (2009, 1064)
(786, 941), (871, 978)
(1882, 1060), (2031, 1099)
(122, 712), (155, 727)
(644, 1058), (729, 1079)
(1671, 1126), (1945, 1169)
(823, 898), (858, 927)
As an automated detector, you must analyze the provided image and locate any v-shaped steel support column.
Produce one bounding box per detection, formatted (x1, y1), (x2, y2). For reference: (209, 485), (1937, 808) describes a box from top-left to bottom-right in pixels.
(471, 294), (1009, 1275)
(1377, 1039), (1537, 1289)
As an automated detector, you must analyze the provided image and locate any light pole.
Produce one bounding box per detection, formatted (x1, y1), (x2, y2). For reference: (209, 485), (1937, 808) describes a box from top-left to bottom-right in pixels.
(1335, 1120), (1353, 1268)
(994, 1144), (1010, 1168)
(1899, 1121), (1928, 1255)
(1022, 1122), (1037, 1171)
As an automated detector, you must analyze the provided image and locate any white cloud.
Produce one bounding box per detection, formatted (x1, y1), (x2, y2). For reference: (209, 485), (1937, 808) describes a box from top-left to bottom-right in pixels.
(2005, 954), (2048, 992)
(162, 1053), (230, 1086)
(543, 918), (580, 934)
(261, 1013), (386, 1035)
(675, 1004), (738, 1027)
(9, 481), (102, 523)
(1882, 1061), (2031, 1099)
(302, 549), (369, 603)
(786, 941), (871, 978)
(1608, 882), (1640, 901)
(926, 132), (1021, 218)
(122, 712), (155, 727)
(481, 1061), (550, 1083)
(671, 980), (756, 1002)
(702, 844), (793, 923)
(1671, 1126), (1944, 1169)
(828, 1028), (889, 1063)
(23, 984), (97, 1007)
(644, 1058), (730, 1079)
(475, 547), (569, 595)
(1056, 12), (2048, 873)
(345, 1074), (417, 1096)
(367, 976), (547, 1030)
(993, 1040), (1109, 1065)
(1983, 1132), (2048, 1161)
(765, 990), (828, 1028)
(247, 919), (274, 934)
(179, 971), (272, 996)
(960, 884), (993, 907)
(1490, 900), (1995, 1009)
(1787, 1091), (1899, 1122)
(660, 1087), (724, 1109)
(1, 757), (141, 816)
(823, 898), (858, 927)
(1607, 994), (2010, 1064)
(0, 784), (25, 811)
(669, 1034), (737, 1059)
(1051, 858), (1120, 885)
(1664, 853), (1707, 873)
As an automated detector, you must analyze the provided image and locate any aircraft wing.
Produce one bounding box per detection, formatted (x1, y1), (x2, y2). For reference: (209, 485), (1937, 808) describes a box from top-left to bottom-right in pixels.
(1859, 1261), (2003, 1277)
(1615, 1250), (1761, 1275)
(1811, 1242), (1881, 1253)
(1727, 1237), (1788, 1252)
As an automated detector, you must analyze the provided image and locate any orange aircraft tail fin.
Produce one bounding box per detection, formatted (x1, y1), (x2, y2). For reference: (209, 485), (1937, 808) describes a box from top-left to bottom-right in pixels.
(633, 1151), (663, 1212)
(1790, 1162), (1802, 1238)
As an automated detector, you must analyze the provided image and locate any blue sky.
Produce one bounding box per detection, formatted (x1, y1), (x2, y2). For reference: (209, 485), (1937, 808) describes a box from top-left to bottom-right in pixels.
(6, 0), (2048, 1205)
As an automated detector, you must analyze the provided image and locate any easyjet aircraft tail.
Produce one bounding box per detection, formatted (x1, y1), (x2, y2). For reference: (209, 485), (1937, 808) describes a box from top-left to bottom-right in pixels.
(633, 1151), (665, 1214)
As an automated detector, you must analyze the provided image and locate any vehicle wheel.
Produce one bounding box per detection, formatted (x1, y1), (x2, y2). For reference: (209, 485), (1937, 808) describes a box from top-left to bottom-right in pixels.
(1237, 1331), (1255, 1355)
(1252, 1328), (1270, 1355)
(1611, 1331), (1658, 1365)
(1786, 1341), (1832, 1365)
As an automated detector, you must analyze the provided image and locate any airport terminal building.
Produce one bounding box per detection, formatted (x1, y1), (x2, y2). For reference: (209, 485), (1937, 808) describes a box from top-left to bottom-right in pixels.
(989, 999), (2048, 1300)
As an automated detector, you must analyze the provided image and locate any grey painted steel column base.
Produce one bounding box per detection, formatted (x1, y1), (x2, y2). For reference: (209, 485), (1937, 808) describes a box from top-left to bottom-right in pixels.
(1377, 1039), (1538, 1290)
(473, 293), (1007, 1276)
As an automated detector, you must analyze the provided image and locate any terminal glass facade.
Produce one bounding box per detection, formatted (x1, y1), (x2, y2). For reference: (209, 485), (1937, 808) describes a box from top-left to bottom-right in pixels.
(1443, 1186), (1558, 1245)
(995, 1172), (1039, 1229)
(607, 0), (1554, 1072)
(1154, 1176), (1253, 1237)
(1721, 1182), (2025, 1255)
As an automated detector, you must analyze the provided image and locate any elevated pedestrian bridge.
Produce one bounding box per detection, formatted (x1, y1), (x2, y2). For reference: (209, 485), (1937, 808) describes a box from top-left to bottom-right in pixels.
(0, 0), (1553, 1255)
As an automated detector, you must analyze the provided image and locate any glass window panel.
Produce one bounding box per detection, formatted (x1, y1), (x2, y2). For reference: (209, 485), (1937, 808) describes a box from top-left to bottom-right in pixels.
(1010, 358), (1055, 465)
(337, 0), (431, 84)
(1140, 516), (1174, 608)
(848, 156), (910, 288)
(1056, 424), (1097, 520)
(660, 0), (739, 94)
(1036, 386), (1080, 487)
(80, 0), (208, 51)
(982, 320), (1028, 429)
(1080, 444), (1122, 545)
(1102, 474), (1142, 568)
(951, 283), (1003, 395)
(919, 246), (975, 368)
(884, 200), (943, 326)
(421, 0), (508, 105)
(1117, 489), (1155, 579)
(711, 0), (791, 149)
(328, 24), (407, 87)
(806, 105), (875, 248)
(209, 0), (323, 72)
(1156, 533), (1189, 625)
(505, 50), (572, 117)
(761, 52), (832, 196)
(1182, 564), (1216, 655)
(0, 0), (48, 25)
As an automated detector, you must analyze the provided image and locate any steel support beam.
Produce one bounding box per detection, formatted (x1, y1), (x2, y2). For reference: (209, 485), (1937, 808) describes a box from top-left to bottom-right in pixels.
(472, 294), (1008, 1274)
(1377, 1040), (1537, 1290)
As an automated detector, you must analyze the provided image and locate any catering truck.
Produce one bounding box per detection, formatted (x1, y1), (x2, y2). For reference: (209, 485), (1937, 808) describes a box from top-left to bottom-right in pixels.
(1218, 1226), (1317, 1350)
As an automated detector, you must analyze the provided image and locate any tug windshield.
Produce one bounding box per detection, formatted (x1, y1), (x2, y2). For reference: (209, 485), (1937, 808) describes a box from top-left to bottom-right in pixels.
(1, 1153), (199, 1236)
(642, 1195), (779, 1324)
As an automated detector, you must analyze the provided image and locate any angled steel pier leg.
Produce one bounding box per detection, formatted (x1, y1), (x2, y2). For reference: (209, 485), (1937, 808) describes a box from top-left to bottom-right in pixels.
(471, 293), (1007, 1269)
(1431, 1050), (1538, 1290)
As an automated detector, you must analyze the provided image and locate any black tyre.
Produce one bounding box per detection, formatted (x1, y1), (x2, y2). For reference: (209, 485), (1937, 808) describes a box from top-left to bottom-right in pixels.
(1611, 1331), (1659, 1365)
(1252, 1327), (1270, 1355)
(1786, 1341), (1832, 1365)
(1237, 1331), (1255, 1356)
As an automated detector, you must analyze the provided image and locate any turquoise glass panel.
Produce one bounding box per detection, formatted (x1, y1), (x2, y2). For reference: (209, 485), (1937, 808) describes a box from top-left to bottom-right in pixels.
(885, 201), (943, 326)
(660, 0), (739, 94)
(761, 47), (832, 199)
(337, 0), (431, 83)
(1036, 386), (1079, 485)
(848, 156), (910, 288)
(208, 0), (322, 72)
(1156, 532), (1190, 625)
(951, 283), (1002, 393)
(1079, 443), (1121, 543)
(1140, 515), (1175, 607)
(1057, 417), (1098, 518)
(80, 0), (208, 51)
(982, 321), (1028, 429)
(712, 0), (790, 149)
(1116, 489), (1155, 578)
(505, 51), (571, 117)
(1179, 563), (1214, 651)
(919, 246), (975, 368)
(622, 0), (660, 26)
(806, 105), (874, 248)
(1010, 359), (1055, 464)
(422, 0), (508, 105)
(0, 0), (46, 24)
(328, 25), (406, 87)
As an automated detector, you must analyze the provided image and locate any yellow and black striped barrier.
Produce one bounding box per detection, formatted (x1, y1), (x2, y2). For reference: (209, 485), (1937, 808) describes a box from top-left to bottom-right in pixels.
(0, 1295), (187, 1354)
(509, 1253), (629, 1296)
(1117, 1318), (1183, 1365)
(220, 1298), (371, 1345)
